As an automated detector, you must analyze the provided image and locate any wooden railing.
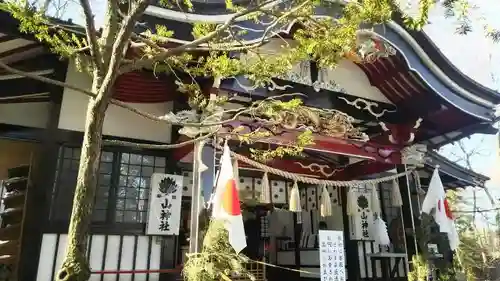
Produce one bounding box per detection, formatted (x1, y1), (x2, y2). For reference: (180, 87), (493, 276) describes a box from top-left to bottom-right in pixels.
(231, 259), (266, 281)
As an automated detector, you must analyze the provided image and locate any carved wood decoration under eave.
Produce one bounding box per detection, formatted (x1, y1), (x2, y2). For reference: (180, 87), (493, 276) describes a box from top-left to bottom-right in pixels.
(378, 118), (422, 145)
(239, 37), (395, 105)
(218, 122), (402, 163)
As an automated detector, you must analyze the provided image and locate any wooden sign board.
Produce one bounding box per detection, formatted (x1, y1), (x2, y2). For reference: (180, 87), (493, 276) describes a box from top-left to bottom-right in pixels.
(146, 173), (184, 235)
(319, 230), (346, 281)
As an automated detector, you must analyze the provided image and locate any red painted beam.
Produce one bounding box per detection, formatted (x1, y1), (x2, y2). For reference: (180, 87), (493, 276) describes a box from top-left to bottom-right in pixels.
(237, 158), (340, 178)
(172, 135), (195, 162)
(92, 266), (182, 274)
(172, 142), (396, 180)
(172, 143), (194, 162)
(330, 160), (394, 180)
(237, 157), (394, 180)
(310, 139), (401, 164)
(173, 125), (403, 163)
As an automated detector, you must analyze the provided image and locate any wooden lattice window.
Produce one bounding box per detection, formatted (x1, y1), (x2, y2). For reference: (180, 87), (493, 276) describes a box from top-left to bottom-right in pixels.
(116, 153), (166, 223)
(50, 146), (168, 225)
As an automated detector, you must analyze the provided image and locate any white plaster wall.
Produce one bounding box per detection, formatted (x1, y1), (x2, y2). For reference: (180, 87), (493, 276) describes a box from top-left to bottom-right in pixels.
(322, 59), (393, 103)
(37, 234), (162, 281)
(58, 61), (172, 143)
(0, 102), (50, 128)
(247, 38), (393, 104)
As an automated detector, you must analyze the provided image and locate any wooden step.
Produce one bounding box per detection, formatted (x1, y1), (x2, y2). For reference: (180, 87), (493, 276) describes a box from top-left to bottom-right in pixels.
(7, 165), (30, 179)
(0, 224), (21, 240)
(3, 191), (26, 208)
(0, 241), (18, 256)
(3, 178), (27, 193)
(0, 254), (17, 265)
(0, 208), (23, 225)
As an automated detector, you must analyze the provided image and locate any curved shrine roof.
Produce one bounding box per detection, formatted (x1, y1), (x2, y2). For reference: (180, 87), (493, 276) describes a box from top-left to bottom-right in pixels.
(423, 150), (490, 189)
(136, 2), (499, 148)
(139, 1), (500, 109)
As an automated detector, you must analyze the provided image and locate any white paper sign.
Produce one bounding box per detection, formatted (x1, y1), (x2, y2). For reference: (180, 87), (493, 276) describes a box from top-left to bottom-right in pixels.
(146, 173), (183, 235)
(349, 189), (373, 240)
(319, 230), (346, 281)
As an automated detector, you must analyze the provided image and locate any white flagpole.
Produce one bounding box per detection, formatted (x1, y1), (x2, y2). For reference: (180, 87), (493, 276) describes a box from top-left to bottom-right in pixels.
(188, 140), (205, 253)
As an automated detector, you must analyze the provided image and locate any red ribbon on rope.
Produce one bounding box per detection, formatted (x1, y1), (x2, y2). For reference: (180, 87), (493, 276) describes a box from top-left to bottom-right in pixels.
(91, 265), (183, 274)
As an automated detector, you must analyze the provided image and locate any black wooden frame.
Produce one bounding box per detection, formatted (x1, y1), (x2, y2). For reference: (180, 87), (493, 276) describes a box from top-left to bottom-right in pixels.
(3, 125), (182, 281)
(16, 54), (67, 281)
(46, 145), (179, 234)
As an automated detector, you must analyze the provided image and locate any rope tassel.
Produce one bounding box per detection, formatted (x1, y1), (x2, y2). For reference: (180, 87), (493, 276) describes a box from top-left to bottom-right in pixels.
(320, 185), (332, 217)
(372, 217), (390, 246)
(392, 179), (403, 207)
(260, 172), (271, 204)
(371, 184), (381, 215)
(289, 181), (302, 212)
(346, 187), (357, 216)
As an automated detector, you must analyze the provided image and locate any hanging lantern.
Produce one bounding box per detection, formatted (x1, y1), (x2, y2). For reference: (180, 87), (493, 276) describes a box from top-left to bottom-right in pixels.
(289, 181), (302, 212)
(346, 186), (358, 216)
(370, 184), (381, 215)
(372, 217), (391, 246)
(232, 158), (239, 190)
(320, 185), (332, 217)
(260, 172), (271, 204)
(392, 179), (403, 207)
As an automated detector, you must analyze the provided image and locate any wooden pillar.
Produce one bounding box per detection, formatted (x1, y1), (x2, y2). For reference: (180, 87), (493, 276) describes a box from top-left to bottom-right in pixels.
(17, 56), (66, 281)
(378, 183), (387, 221)
(292, 212), (302, 281)
(338, 156), (359, 281)
(396, 165), (418, 274)
(341, 185), (359, 281)
(160, 150), (183, 281)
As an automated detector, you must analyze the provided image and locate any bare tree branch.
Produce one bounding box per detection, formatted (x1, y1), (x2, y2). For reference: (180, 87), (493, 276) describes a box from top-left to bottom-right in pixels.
(99, 0), (120, 67)
(0, 60), (95, 96)
(119, 0), (278, 74)
(78, 0), (103, 70)
(94, 0), (150, 104)
(103, 130), (217, 149)
(133, 0), (312, 54)
(0, 59), (306, 130)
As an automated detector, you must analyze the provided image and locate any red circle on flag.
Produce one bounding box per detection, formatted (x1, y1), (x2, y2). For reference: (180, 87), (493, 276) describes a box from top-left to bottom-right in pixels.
(438, 198), (454, 220)
(222, 179), (241, 216)
(443, 199), (453, 219)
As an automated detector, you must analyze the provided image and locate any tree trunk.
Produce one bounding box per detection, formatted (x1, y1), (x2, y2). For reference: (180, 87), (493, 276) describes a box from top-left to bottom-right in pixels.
(56, 87), (109, 281)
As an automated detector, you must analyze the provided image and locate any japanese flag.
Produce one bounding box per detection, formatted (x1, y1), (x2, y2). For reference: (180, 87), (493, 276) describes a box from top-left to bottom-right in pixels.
(421, 167), (459, 250)
(211, 142), (247, 253)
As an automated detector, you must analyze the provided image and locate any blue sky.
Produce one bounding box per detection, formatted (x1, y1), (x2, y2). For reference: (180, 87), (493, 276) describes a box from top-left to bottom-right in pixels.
(423, 2), (500, 226)
(55, 0), (500, 223)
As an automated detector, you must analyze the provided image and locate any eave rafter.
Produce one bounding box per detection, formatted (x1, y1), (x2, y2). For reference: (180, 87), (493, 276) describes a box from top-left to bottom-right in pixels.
(0, 23), (57, 103)
(0, 56), (56, 103)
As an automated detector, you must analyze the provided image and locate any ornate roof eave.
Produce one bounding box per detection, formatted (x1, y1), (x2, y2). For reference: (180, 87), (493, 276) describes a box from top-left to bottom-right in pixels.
(369, 24), (495, 122)
(424, 150), (490, 188)
(142, 4), (498, 120)
(370, 23), (496, 117)
(392, 15), (500, 106)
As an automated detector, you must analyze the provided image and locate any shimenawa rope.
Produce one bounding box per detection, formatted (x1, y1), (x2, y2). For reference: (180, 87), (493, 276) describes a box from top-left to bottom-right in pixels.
(213, 143), (414, 187)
